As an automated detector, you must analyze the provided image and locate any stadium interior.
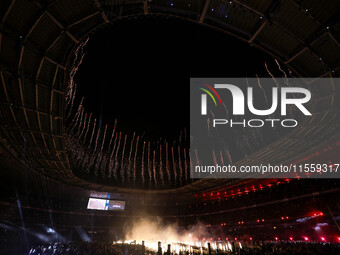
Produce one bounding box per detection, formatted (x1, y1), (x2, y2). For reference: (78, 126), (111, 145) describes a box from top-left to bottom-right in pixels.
(0, 0), (339, 254)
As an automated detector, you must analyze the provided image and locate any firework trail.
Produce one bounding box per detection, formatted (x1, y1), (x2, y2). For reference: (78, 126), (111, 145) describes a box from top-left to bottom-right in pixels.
(108, 133), (118, 179)
(66, 38), (88, 119)
(127, 132), (135, 181)
(219, 150), (224, 166)
(101, 123), (116, 175)
(165, 142), (171, 185)
(222, 103), (229, 118)
(178, 146), (183, 185)
(109, 133), (118, 161)
(68, 100), (81, 127)
(107, 119), (117, 152)
(68, 38), (88, 85)
(172, 146), (177, 186)
(100, 154), (108, 178)
(153, 150), (157, 187)
(184, 148), (188, 181)
(76, 108), (85, 136)
(84, 119), (97, 172)
(69, 98), (84, 133)
(66, 83), (77, 120)
(256, 75), (269, 106)
(81, 113), (92, 146)
(245, 77), (250, 87)
(263, 64), (287, 137)
(76, 113), (87, 161)
(114, 132), (122, 181)
(78, 113), (87, 141)
(207, 109), (216, 140)
(266, 63), (299, 126)
(66, 39), (86, 100)
(273, 61), (296, 117)
(66, 79), (76, 108)
(93, 125), (101, 152)
(227, 148), (232, 164)
(88, 119), (97, 149)
(81, 151), (91, 174)
(120, 134), (127, 183)
(133, 136), (139, 184)
(265, 62), (280, 88)
(159, 144), (164, 186)
(97, 124), (108, 175)
(99, 124), (108, 153)
(275, 59), (289, 84)
(245, 77), (264, 151)
(141, 141), (146, 185)
(75, 107), (85, 135)
(147, 142), (152, 185)
(212, 150), (217, 166)
(89, 143), (98, 176)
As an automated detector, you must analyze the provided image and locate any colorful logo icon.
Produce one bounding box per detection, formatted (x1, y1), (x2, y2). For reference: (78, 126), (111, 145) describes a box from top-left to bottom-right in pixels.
(198, 84), (222, 115)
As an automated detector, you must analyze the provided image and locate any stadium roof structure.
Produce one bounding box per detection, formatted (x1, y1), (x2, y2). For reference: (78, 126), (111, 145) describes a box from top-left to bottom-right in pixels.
(0, 0), (339, 195)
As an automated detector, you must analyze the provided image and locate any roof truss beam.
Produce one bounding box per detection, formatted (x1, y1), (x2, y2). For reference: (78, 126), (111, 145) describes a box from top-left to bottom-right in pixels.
(93, 0), (109, 23)
(249, 20), (268, 43)
(199, 0), (211, 23)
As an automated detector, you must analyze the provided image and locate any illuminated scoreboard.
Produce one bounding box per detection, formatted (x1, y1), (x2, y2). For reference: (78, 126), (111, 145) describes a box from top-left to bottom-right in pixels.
(87, 198), (126, 211)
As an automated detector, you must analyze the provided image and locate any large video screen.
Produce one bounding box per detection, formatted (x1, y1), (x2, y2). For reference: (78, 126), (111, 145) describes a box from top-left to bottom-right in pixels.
(108, 200), (125, 211)
(87, 198), (107, 210)
(87, 198), (125, 211)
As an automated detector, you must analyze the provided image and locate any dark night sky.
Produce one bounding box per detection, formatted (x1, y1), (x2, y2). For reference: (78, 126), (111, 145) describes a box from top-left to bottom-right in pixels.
(74, 15), (277, 142)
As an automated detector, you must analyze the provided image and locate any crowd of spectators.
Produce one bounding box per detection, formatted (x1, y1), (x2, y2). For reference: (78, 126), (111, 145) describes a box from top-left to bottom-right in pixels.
(27, 241), (340, 255)
(240, 241), (340, 255)
(28, 241), (121, 255)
